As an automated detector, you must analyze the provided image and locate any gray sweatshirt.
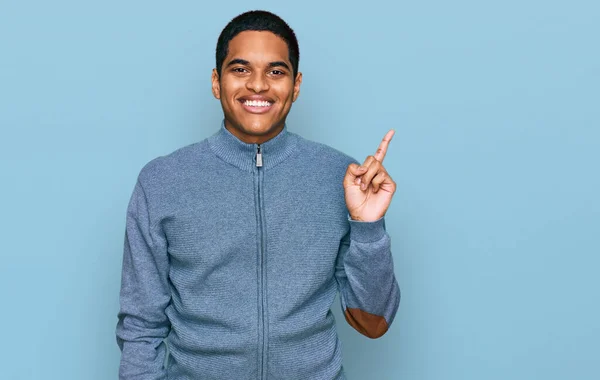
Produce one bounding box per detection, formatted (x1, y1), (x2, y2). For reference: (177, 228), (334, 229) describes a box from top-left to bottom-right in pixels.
(116, 123), (401, 379)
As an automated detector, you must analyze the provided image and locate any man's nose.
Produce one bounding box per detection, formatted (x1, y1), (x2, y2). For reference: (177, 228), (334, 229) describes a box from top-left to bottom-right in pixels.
(246, 72), (269, 93)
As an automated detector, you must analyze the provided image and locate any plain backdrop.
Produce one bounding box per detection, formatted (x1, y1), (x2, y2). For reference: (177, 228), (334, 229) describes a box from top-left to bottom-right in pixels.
(1, 1), (598, 379)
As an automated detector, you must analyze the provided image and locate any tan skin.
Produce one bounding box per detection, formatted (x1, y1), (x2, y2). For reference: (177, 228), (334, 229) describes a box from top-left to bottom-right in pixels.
(344, 130), (397, 222)
(211, 31), (396, 222)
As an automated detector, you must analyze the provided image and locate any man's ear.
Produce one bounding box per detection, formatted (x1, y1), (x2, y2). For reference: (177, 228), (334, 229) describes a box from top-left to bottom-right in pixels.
(211, 68), (221, 99)
(292, 72), (302, 102)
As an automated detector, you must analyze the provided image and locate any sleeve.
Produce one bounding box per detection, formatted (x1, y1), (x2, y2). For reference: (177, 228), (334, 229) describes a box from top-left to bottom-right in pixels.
(116, 179), (171, 379)
(335, 216), (401, 339)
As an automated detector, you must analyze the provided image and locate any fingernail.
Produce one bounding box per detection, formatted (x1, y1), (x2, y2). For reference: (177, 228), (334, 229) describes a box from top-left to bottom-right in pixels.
(355, 178), (361, 185)
(358, 166), (366, 171)
(361, 183), (366, 190)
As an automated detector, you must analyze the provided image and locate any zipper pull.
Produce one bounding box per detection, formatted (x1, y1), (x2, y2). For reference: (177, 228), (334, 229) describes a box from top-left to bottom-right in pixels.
(256, 144), (263, 167)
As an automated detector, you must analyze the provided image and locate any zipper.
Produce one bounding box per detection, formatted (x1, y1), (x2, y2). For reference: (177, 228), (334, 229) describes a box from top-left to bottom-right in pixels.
(256, 144), (263, 167)
(255, 144), (267, 379)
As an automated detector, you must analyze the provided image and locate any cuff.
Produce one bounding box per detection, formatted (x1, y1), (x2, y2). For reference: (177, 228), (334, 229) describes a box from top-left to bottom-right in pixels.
(348, 216), (387, 243)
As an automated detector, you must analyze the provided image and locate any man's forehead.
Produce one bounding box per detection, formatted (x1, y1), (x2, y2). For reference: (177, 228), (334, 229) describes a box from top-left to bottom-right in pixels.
(227, 31), (290, 65)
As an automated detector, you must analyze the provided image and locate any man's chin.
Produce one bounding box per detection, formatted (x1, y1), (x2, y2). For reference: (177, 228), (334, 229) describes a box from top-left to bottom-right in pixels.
(242, 122), (282, 136)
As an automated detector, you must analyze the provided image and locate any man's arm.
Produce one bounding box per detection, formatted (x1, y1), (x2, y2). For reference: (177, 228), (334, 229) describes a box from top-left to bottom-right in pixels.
(335, 217), (400, 338)
(337, 129), (400, 338)
(116, 179), (171, 379)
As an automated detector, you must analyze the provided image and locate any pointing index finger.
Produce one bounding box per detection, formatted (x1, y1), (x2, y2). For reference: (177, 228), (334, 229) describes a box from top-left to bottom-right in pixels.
(374, 129), (395, 162)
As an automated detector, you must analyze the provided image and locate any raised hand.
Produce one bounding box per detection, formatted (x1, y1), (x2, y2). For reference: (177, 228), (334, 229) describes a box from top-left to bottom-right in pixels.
(343, 130), (397, 222)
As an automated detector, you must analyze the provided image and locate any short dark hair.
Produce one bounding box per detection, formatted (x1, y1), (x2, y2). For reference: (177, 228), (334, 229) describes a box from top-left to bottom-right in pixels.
(215, 10), (300, 79)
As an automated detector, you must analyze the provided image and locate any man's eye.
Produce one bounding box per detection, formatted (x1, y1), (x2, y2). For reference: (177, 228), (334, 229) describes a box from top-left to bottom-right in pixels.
(233, 68), (247, 73)
(271, 70), (285, 76)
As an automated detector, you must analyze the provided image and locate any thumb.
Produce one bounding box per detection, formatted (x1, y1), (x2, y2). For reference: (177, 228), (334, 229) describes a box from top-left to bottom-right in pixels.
(343, 163), (367, 187)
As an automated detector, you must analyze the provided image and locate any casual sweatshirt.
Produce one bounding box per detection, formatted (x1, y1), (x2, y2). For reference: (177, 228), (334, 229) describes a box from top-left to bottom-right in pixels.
(116, 123), (401, 380)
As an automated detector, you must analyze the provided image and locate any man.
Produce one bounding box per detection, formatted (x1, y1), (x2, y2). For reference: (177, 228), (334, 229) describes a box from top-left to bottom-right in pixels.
(116, 10), (400, 380)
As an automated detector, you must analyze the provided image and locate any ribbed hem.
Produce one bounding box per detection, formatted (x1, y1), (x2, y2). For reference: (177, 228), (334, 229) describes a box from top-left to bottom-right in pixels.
(348, 216), (386, 243)
(207, 120), (298, 172)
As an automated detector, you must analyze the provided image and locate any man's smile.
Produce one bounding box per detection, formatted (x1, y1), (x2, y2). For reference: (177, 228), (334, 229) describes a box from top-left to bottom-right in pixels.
(238, 95), (275, 114)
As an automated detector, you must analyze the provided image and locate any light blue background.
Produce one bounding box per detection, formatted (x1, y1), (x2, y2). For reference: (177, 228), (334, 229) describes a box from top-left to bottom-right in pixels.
(1, 1), (598, 379)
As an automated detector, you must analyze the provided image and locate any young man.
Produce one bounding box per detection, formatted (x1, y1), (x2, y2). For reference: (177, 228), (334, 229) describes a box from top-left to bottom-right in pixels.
(116, 10), (400, 380)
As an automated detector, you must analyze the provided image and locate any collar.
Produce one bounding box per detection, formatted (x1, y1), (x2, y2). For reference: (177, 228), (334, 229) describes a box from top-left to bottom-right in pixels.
(208, 120), (298, 172)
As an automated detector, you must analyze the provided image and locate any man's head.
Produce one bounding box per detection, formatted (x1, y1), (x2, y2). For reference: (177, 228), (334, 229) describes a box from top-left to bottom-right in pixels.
(212, 10), (302, 144)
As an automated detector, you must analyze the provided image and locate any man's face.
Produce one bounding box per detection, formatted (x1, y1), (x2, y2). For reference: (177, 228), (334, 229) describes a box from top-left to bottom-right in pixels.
(212, 31), (302, 144)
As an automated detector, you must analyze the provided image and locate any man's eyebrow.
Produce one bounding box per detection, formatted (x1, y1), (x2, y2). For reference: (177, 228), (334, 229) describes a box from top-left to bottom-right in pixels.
(226, 58), (250, 67)
(226, 59), (291, 71)
(268, 61), (291, 70)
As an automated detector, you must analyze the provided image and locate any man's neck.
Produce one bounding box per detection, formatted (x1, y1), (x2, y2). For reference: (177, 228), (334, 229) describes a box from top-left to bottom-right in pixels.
(224, 122), (285, 145)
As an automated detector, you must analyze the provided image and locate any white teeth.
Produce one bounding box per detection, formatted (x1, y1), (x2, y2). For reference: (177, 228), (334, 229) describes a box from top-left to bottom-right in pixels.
(244, 100), (271, 107)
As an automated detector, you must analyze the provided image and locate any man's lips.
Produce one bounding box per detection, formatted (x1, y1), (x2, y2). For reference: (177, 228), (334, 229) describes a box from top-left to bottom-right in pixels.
(238, 96), (274, 114)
